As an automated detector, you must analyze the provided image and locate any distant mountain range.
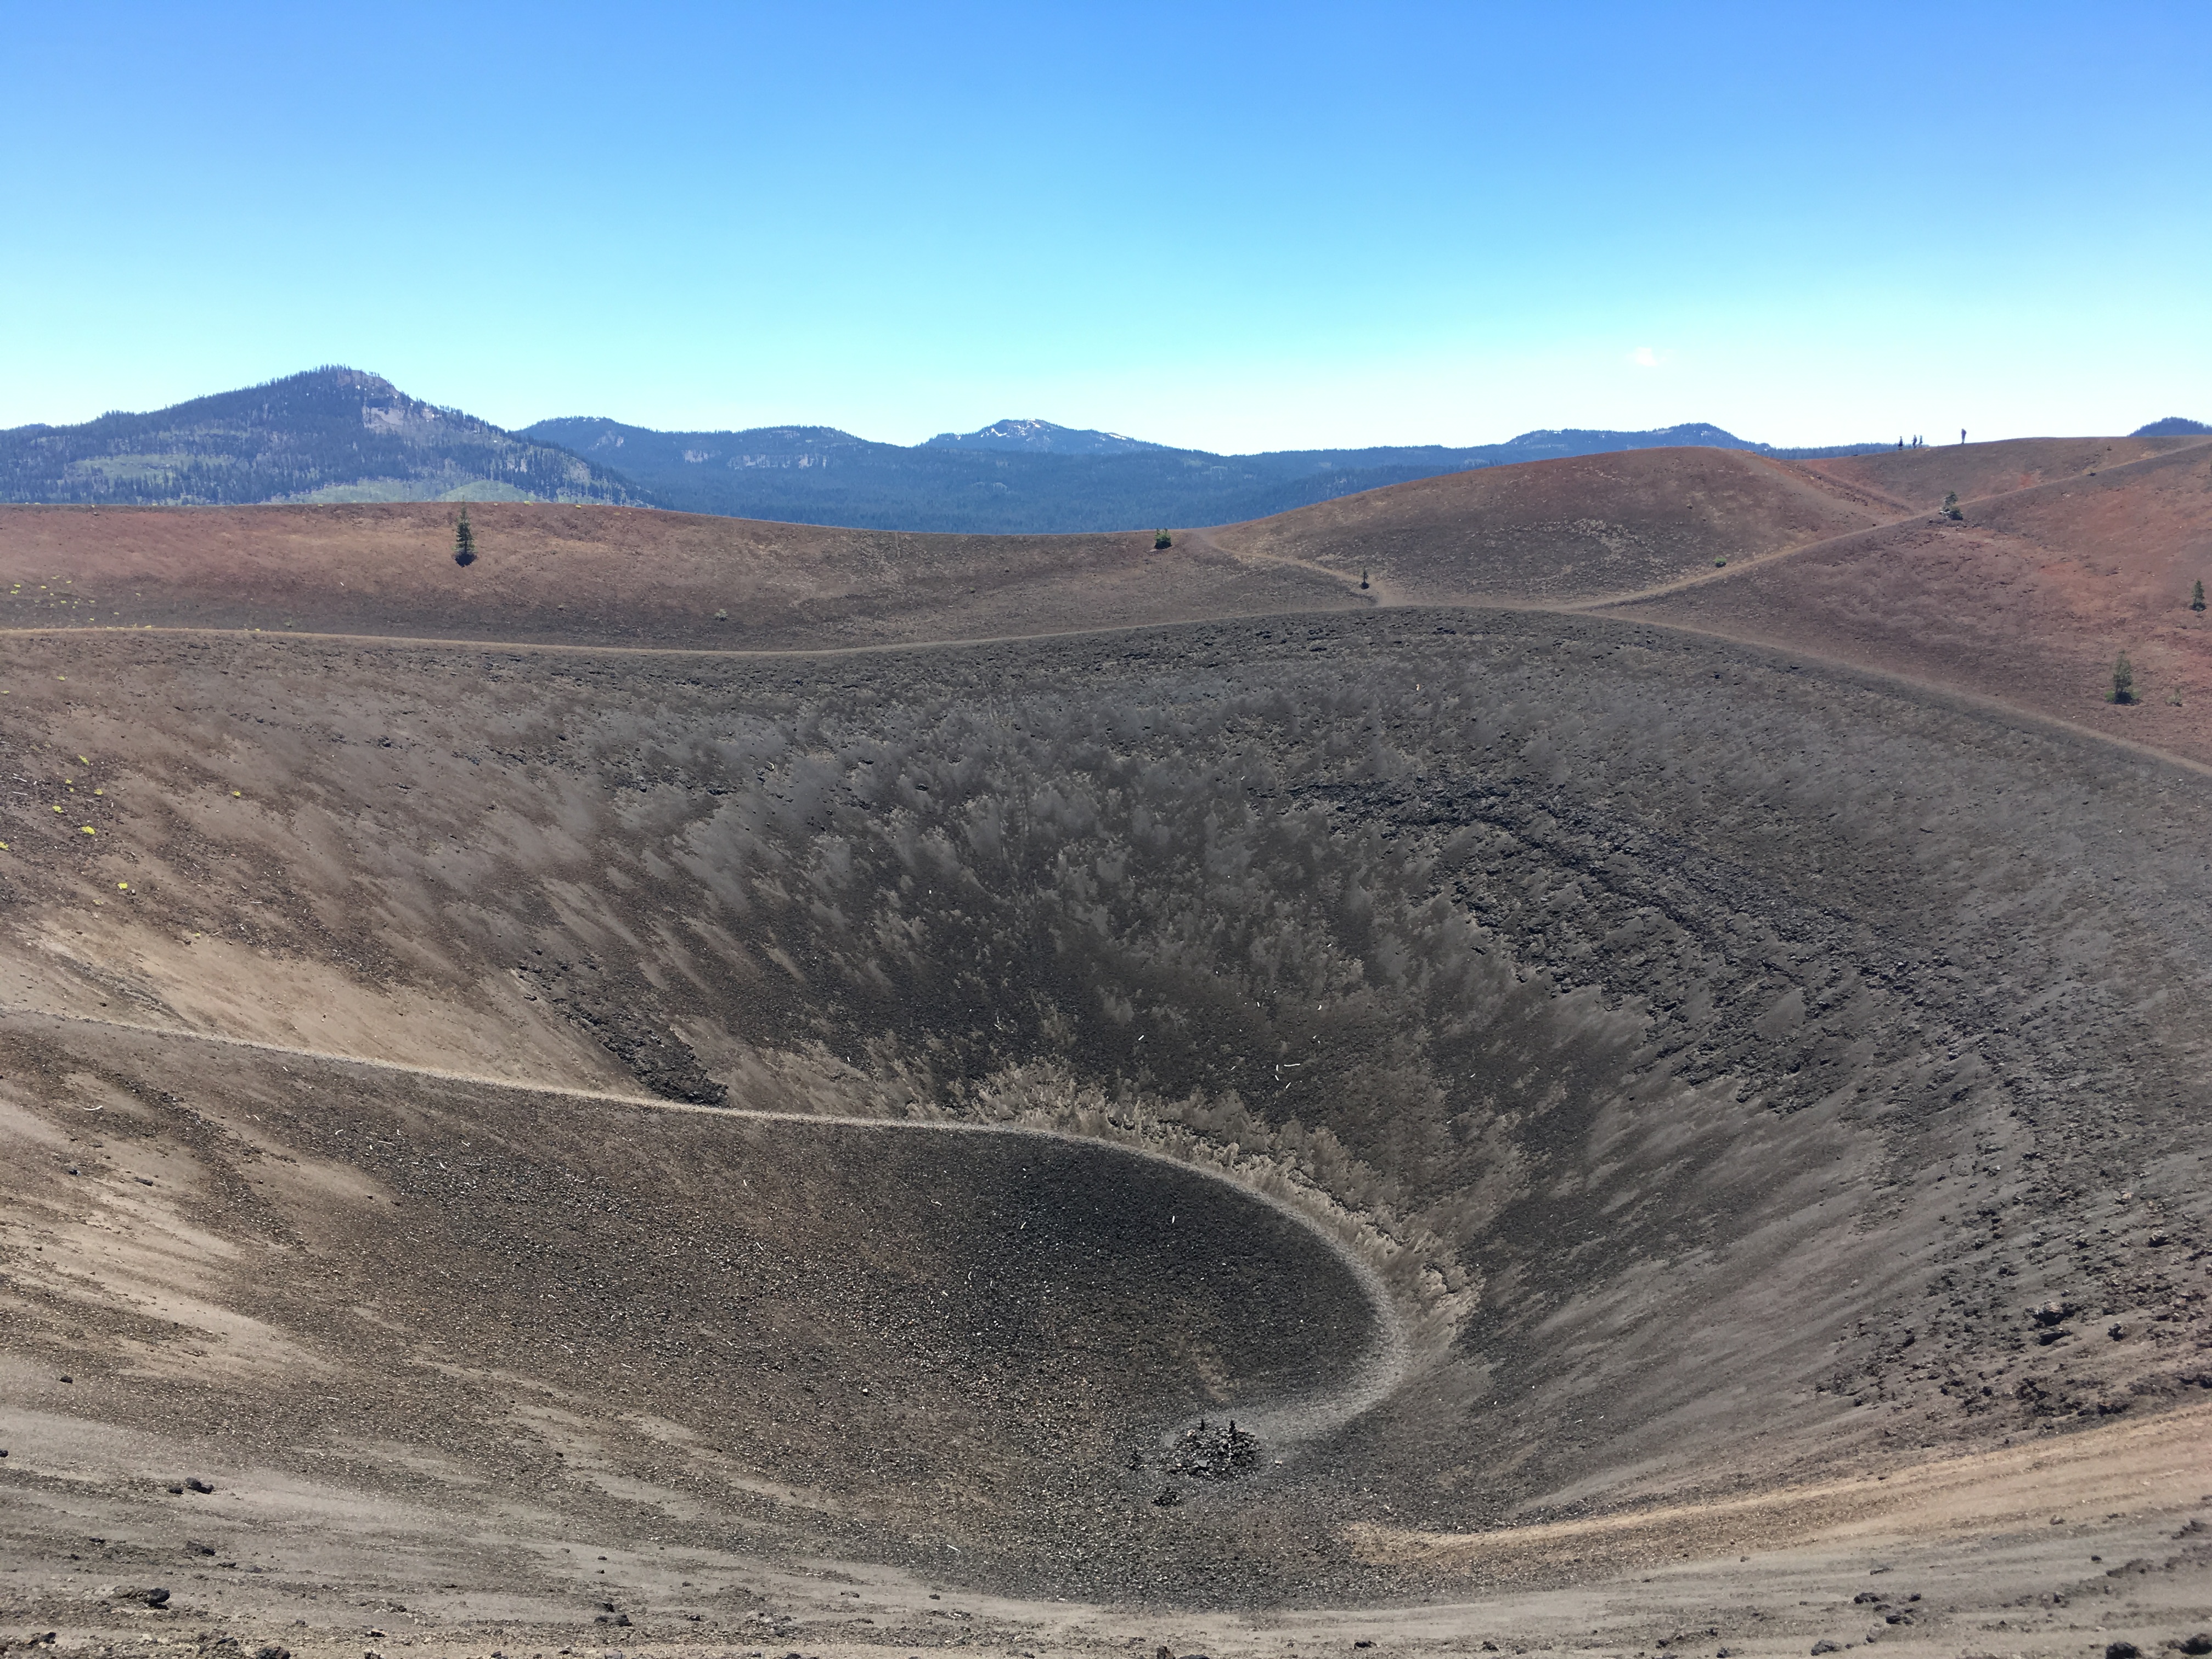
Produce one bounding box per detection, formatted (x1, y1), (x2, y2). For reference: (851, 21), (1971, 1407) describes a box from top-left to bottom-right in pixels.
(923, 417), (1166, 455)
(0, 368), (644, 508)
(522, 414), (1892, 534)
(13, 366), (2187, 533)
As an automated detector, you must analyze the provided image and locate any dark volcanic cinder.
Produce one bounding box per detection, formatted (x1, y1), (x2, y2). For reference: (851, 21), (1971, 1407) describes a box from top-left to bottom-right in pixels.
(1, 502), (2209, 1626)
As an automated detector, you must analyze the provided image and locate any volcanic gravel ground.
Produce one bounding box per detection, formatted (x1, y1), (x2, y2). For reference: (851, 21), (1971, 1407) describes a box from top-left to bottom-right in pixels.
(0, 608), (2207, 1621)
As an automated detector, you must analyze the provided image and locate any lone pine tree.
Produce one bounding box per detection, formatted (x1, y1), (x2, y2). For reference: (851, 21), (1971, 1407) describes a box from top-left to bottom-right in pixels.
(2111, 651), (2136, 705)
(454, 506), (477, 566)
(2192, 579), (2205, 612)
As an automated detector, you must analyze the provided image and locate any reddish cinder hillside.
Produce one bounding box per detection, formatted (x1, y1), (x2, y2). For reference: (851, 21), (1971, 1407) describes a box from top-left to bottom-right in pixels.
(1801, 433), (2203, 514)
(1610, 438), (2212, 767)
(5, 438), (2205, 775)
(0, 500), (1363, 650)
(1209, 445), (1885, 602)
(0, 444), (1895, 650)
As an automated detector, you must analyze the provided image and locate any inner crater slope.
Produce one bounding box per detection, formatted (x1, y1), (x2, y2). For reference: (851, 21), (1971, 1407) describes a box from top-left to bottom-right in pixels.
(2, 568), (2209, 1614)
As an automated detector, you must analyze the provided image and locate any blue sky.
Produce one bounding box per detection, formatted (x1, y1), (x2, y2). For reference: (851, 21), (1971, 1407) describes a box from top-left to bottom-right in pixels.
(3, 2), (2206, 450)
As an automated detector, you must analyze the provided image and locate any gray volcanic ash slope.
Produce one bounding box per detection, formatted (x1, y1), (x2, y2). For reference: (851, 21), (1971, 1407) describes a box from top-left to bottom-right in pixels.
(2, 609), (2208, 1608)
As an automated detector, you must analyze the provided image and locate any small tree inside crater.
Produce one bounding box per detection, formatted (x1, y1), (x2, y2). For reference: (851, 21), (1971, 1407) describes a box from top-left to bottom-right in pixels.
(454, 506), (477, 567)
(2110, 651), (2136, 705)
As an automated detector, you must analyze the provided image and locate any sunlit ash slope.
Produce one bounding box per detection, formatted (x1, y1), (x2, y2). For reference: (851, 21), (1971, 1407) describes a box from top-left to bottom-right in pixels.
(1207, 446), (1890, 603)
(1611, 437), (2212, 765)
(0, 501), (1359, 648)
(3, 443), (2211, 1645)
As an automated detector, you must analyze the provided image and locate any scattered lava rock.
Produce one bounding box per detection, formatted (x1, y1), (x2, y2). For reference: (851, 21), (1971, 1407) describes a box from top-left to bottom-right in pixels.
(1165, 1418), (1259, 1481)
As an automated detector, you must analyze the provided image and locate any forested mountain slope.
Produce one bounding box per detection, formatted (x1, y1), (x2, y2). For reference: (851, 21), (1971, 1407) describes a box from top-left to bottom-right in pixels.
(0, 368), (648, 507)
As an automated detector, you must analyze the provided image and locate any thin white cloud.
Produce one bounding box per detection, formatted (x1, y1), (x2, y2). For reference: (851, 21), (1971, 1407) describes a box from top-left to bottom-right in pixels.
(1630, 345), (1663, 369)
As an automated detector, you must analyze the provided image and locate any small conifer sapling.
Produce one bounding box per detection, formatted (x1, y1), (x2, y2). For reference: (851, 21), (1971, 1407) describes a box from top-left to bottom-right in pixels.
(2110, 651), (2135, 705)
(1154, 529), (1172, 550)
(454, 506), (477, 567)
(2192, 578), (2205, 612)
